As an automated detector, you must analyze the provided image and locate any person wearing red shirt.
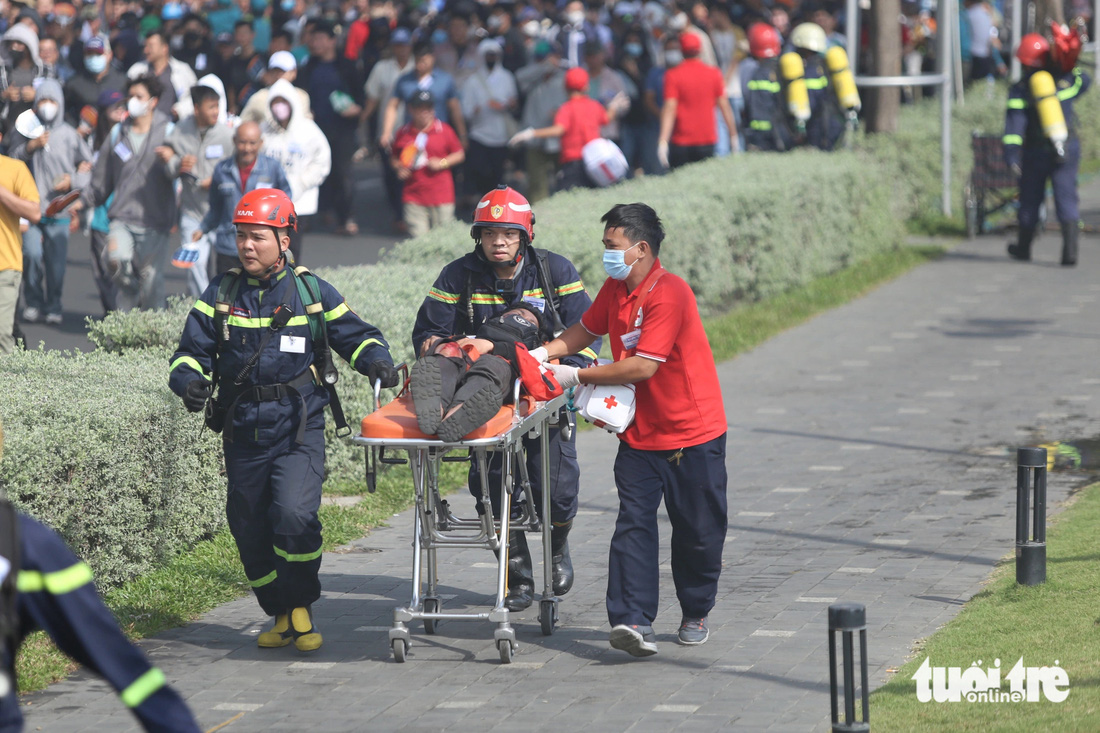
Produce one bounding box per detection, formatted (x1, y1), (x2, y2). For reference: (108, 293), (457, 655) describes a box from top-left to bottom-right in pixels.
(657, 32), (738, 169)
(508, 66), (628, 191)
(535, 203), (727, 657)
(391, 89), (465, 237)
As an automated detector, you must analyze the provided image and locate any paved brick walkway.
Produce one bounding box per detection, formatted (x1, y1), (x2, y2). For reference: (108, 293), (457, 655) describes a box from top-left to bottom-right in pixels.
(19, 216), (1100, 731)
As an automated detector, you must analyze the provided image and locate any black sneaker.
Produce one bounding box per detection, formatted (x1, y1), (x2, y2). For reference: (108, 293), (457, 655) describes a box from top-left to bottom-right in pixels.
(677, 617), (709, 646)
(609, 624), (658, 657)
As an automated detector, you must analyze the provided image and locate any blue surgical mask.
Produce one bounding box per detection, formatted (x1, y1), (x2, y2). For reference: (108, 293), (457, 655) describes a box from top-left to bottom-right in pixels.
(624, 42), (643, 57)
(431, 28), (448, 46)
(603, 242), (641, 280)
(84, 54), (107, 74)
(280, 0), (294, 10)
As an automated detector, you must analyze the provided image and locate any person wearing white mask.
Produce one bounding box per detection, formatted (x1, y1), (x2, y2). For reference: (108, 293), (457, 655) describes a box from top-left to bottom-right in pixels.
(552, 0), (602, 68)
(9, 79), (93, 325)
(90, 74), (177, 311)
(239, 50), (312, 124)
(460, 38), (517, 194)
(259, 78), (331, 262)
(666, 5), (718, 67)
(63, 35), (126, 126)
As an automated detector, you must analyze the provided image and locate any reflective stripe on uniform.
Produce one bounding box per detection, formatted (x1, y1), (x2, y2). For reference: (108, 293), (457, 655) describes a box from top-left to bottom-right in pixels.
(1003, 134), (1023, 145)
(350, 338), (384, 365)
(556, 281), (584, 296)
(750, 120), (773, 130)
(470, 294), (506, 305)
(192, 300), (216, 317)
(17, 562), (94, 595)
(805, 77), (828, 90)
(169, 356), (209, 380)
(273, 545), (322, 563)
(120, 667), (167, 708)
(323, 302), (350, 321)
(1006, 98), (1027, 109)
(747, 80), (781, 92)
(579, 347), (598, 361)
(225, 314), (311, 328)
(249, 569), (278, 588)
(428, 287), (459, 304)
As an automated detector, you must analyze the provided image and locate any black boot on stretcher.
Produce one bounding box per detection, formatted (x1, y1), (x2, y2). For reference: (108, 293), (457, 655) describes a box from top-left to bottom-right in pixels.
(505, 531), (534, 612)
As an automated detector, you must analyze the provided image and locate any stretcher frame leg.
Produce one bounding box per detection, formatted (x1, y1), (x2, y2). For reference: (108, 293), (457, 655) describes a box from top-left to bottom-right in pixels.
(537, 422), (559, 635)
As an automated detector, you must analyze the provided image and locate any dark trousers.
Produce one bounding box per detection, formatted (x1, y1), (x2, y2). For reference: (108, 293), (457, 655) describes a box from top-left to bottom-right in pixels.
(469, 419), (580, 527)
(669, 143), (715, 170)
(90, 228), (117, 315)
(381, 154), (405, 223)
(1019, 139), (1080, 229)
(466, 140), (509, 196)
(224, 427), (325, 616)
(607, 433), (728, 626)
(556, 159), (592, 193)
(321, 128), (357, 224)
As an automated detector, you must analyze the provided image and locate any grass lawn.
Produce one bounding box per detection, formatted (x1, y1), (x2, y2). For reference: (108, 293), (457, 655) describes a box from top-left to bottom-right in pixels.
(15, 243), (945, 694)
(870, 480), (1100, 732)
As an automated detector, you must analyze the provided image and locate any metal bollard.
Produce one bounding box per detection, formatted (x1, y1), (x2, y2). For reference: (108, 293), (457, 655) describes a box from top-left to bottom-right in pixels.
(828, 603), (869, 733)
(1015, 447), (1047, 586)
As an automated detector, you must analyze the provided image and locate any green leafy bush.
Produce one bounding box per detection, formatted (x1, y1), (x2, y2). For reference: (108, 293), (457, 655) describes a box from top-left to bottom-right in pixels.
(0, 348), (224, 588)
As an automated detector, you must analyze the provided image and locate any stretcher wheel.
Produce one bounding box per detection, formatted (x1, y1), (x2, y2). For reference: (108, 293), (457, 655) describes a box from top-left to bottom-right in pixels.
(392, 638), (408, 663)
(423, 598), (440, 635)
(497, 639), (514, 664)
(539, 599), (558, 636)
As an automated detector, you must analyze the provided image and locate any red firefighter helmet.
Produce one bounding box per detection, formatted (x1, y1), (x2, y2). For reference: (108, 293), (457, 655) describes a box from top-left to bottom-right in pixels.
(233, 188), (298, 231)
(748, 22), (782, 60)
(1050, 21), (1082, 73)
(470, 186), (535, 242)
(1016, 33), (1050, 68)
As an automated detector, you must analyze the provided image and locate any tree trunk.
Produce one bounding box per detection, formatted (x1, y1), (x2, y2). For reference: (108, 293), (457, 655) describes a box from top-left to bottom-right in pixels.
(866, 0), (902, 133)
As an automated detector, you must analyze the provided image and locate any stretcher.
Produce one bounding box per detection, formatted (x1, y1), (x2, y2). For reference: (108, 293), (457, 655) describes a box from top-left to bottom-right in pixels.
(354, 366), (571, 664)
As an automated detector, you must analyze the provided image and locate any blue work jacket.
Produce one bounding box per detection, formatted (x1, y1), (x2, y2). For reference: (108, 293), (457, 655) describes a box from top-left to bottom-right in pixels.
(1003, 66), (1091, 170)
(169, 267), (393, 446)
(200, 154), (292, 256)
(411, 248), (600, 370)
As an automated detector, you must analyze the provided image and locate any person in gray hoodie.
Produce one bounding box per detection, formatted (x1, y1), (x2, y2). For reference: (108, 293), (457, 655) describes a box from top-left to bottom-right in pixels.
(8, 79), (93, 324)
(91, 73), (176, 311)
(157, 82), (233, 296)
(0, 23), (47, 137)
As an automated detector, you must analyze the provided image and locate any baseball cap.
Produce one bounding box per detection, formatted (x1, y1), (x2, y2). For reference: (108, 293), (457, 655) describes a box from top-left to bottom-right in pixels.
(97, 89), (123, 108)
(407, 88), (434, 106)
(215, 31), (233, 45)
(391, 27), (412, 44)
(680, 32), (701, 55)
(268, 50), (297, 71)
(564, 66), (589, 91)
(85, 35), (107, 54)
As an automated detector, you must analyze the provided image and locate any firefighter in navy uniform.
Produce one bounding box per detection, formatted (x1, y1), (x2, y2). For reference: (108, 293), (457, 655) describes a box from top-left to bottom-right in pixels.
(1005, 31), (1091, 266)
(168, 189), (398, 652)
(741, 22), (795, 153)
(411, 186), (600, 611)
(0, 429), (200, 732)
(791, 22), (845, 152)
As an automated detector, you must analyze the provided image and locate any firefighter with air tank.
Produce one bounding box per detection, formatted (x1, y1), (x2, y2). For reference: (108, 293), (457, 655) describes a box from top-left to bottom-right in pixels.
(1005, 24), (1091, 266)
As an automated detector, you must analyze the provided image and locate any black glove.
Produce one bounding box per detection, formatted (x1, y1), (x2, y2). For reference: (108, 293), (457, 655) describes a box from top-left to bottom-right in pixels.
(367, 360), (399, 388)
(183, 379), (213, 413)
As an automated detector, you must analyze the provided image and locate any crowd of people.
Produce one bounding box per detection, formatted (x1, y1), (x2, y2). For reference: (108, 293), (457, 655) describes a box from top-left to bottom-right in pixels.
(0, 0), (884, 349)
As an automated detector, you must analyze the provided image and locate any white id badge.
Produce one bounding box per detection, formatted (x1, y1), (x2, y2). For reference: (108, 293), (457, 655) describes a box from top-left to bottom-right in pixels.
(205, 144), (224, 159)
(522, 295), (546, 313)
(280, 335), (307, 353)
(620, 329), (641, 350)
(114, 143), (132, 162)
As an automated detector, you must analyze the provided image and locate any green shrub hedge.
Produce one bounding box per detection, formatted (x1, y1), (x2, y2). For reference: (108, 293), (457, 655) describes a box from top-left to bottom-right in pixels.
(7, 90), (1094, 589)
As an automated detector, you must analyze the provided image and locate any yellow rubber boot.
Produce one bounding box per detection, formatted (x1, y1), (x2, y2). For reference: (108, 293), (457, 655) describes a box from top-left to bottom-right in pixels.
(291, 606), (322, 652)
(257, 613), (292, 648)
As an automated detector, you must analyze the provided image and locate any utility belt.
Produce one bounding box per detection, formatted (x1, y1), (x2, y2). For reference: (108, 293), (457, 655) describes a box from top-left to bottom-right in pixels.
(206, 368), (318, 445)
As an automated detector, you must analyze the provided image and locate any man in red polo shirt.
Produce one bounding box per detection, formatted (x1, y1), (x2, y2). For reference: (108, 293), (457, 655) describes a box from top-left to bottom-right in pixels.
(533, 202), (727, 657)
(392, 89), (466, 236)
(657, 33), (738, 169)
(508, 67), (628, 191)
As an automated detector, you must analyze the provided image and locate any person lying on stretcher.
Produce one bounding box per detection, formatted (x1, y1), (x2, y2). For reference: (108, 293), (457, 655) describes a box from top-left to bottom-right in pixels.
(410, 304), (543, 441)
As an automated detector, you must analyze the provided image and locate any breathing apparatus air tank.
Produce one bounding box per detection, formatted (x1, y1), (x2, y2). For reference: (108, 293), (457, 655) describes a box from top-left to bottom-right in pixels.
(1029, 69), (1068, 158)
(825, 46), (861, 112)
(779, 51), (810, 131)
